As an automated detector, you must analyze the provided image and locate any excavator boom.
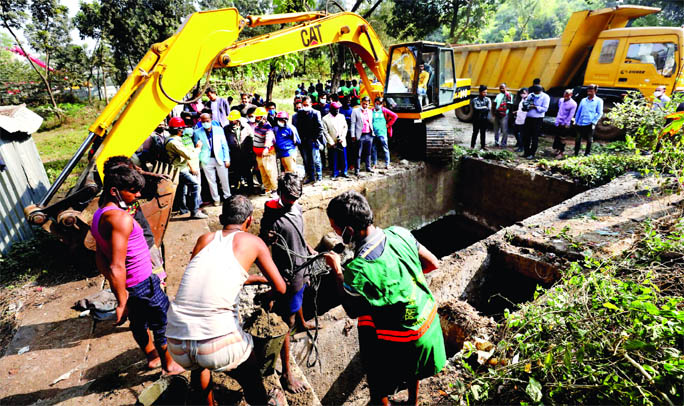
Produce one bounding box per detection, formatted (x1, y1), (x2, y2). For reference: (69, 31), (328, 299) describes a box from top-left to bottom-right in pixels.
(89, 8), (387, 182)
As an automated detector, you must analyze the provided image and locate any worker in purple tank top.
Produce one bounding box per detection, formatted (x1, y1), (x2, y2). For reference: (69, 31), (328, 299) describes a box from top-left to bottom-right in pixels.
(91, 161), (184, 375)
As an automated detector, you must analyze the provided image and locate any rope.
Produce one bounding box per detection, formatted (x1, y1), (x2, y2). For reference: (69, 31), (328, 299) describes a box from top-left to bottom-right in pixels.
(270, 230), (334, 368)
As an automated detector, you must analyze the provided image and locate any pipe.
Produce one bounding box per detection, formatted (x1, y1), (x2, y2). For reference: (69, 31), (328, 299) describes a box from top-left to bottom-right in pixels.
(245, 12), (326, 27)
(39, 131), (97, 207)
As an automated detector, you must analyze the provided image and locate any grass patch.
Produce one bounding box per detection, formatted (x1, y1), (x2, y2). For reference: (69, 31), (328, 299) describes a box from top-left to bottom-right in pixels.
(32, 102), (102, 192)
(449, 217), (684, 405)
(537, 153), (650, 187)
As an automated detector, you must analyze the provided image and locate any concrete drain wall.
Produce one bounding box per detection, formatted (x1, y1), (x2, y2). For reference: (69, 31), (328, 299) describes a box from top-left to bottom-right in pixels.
(456, 157), (587, 229)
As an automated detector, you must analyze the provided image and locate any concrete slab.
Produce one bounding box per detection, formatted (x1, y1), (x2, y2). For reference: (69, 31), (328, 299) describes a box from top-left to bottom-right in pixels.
(0, 278), (101, 404)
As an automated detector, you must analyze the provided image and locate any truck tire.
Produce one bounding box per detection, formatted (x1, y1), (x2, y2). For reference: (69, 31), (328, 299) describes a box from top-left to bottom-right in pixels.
(594, 117), (623, 141)
(455, 105), (473, 123)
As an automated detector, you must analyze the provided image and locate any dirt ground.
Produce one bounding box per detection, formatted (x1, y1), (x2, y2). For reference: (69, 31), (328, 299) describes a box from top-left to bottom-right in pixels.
(0, 115), (603, 405)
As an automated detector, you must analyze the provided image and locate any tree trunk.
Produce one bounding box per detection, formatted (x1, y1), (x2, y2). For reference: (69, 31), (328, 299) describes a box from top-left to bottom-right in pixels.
(449, 0), (460, 41)
(95, 67), (102, 100)
(266, 60), (277, 101)
(331, 44), (345, 93)
(2, 21), (62, 120)
(452, 1), (474, 44)
(102, 67), (108, 102)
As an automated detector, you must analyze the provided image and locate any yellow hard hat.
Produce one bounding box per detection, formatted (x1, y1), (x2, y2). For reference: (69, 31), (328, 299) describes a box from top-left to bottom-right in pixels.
(228, 110), (241, 121)
(254, 106), (268, 117)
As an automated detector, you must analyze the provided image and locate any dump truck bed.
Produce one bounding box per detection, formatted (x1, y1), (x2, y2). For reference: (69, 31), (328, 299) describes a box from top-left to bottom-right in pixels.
(453, 5), (660, 94)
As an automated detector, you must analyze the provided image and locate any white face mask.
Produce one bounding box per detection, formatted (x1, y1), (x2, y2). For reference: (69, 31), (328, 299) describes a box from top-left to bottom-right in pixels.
(248, 116), (256, 123)
(277, 121), (285, 127)
(202, 121), (212, 130)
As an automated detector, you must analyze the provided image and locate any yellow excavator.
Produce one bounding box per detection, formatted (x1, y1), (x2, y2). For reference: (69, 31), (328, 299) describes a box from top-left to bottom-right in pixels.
(25, 8), (470, 251)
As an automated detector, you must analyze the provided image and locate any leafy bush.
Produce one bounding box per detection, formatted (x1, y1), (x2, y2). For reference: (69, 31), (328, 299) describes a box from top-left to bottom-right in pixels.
(606, 91), (683, 149)
(647, 110), (684, 193)
(537, 153), (650, 187)
(450, 218), (684, 405)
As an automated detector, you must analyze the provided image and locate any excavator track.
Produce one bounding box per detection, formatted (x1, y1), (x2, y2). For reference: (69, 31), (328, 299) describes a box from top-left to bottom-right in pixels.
(424, 114), (456, 164)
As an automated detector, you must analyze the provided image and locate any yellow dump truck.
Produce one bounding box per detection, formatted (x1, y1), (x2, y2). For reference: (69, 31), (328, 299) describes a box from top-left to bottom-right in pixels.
(452, 5), (684, 138)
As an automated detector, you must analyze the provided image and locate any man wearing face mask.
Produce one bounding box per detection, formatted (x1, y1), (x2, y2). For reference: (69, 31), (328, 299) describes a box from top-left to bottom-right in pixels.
(92, 161), (184, 376)
(166, 117), (207, 219)
(350, 96), (375, 175)
(252, 107), (278, 196)
(274, 111), (300, 173)
(314, 93), (330, 117)
(294, 96), (325, 184)
(322, 101), (349, 178)
(224, 110), (254, 193)
(315, 93), (331, 170)
(323, 191), (444, 406)
(265, 101), (278, 126)
(259, 173), (317, 394)
(194, 113), (231, 206)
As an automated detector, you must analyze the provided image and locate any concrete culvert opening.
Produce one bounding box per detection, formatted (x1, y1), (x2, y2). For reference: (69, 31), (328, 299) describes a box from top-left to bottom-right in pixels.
(412, 214), (495, 258)
(463, 246), (559, 320)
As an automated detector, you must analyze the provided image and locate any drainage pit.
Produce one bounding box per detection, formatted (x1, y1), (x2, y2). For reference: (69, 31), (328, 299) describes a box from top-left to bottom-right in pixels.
(412, 214), (495, 258)
(464, 245), (559, 320)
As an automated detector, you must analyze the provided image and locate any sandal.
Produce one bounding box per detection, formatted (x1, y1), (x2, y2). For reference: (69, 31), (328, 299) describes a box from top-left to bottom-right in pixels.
(267, 387), (286, 406)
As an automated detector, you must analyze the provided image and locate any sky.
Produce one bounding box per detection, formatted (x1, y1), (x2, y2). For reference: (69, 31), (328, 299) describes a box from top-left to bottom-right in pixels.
(1, 0), (95, 56)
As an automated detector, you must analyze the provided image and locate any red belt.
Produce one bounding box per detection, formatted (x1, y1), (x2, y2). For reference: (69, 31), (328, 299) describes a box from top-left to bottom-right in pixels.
(357, 304), (437, 343)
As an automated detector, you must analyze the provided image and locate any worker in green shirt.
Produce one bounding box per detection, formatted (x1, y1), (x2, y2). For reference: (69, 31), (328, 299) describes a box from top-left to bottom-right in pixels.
(339, 81), (350, 96)
(324, 191), (445, 406)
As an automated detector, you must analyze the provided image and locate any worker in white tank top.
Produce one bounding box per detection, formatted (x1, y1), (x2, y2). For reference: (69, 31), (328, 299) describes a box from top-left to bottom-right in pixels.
(166, 196), (287, 406)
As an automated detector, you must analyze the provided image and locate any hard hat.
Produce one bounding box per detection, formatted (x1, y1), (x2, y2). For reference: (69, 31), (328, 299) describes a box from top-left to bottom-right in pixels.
(276, 111), (289, 119)
(254, 106), (268, 117)
(168, 116), (185, 128)
(228, 110), (241, 121)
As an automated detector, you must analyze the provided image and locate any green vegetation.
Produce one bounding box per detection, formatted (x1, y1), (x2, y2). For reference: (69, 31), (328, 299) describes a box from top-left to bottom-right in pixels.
(450, 218), (684, 405)
(537, 153), (650, 187)
(453, 145), (516, 162)
(33, 102), (101, 188)
(606, 92), (684, 150)
(0, 229), (85, 287)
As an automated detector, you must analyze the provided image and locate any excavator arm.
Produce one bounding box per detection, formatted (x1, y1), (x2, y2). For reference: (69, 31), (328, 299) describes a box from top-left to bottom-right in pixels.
(92, 9), (387, 183)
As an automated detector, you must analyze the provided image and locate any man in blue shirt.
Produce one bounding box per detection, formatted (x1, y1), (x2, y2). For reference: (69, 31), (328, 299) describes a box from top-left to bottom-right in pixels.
(522, 84), (550, 159)
(194, 113), (231, 206)
(573, 84), (603, 156)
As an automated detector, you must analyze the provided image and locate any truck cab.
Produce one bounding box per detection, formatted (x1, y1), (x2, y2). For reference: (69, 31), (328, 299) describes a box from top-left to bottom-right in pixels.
(384, 41), (469, 116)
(584, 27), (684, 99)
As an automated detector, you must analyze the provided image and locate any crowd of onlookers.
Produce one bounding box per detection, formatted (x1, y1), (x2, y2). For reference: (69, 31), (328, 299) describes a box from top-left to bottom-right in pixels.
(132, 79), (399, 219)
(471, 79), (684, 160)
(470, 78), (604, 159)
